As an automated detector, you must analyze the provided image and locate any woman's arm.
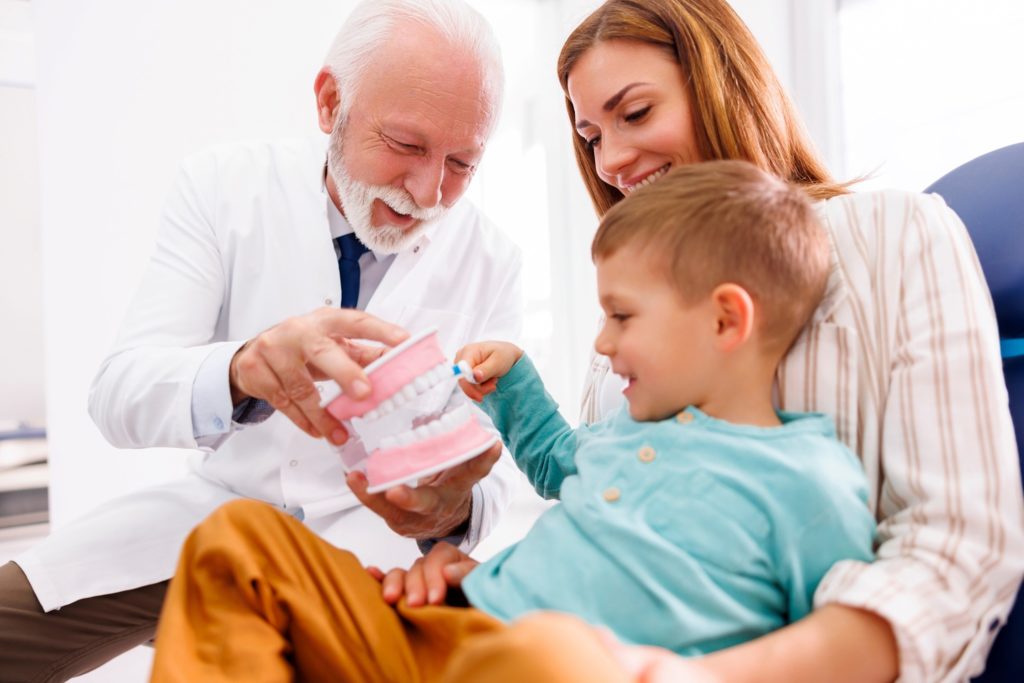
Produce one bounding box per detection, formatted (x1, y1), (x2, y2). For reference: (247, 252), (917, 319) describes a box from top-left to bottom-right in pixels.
(805, 192), (1024, 681)
(690, 605), (898, 683)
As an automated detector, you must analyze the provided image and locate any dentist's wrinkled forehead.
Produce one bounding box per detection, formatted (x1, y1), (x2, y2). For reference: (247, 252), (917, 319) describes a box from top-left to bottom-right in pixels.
(323, 0), (505, 124)
(353, 24), (499, 148)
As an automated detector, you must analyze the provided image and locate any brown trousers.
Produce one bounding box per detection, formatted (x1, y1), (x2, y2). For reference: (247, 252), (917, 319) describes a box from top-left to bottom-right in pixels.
(150, 499), (631, 683)
(0, 561), (167, 682)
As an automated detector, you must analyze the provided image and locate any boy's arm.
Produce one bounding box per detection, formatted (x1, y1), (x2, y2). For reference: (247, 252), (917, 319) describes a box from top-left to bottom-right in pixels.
(458, 344), (582, 499)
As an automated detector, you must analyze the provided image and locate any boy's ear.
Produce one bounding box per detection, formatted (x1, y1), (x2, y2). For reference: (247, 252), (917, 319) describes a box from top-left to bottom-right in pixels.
(314, 68), (341, 135)
(711, 283), (755, 352)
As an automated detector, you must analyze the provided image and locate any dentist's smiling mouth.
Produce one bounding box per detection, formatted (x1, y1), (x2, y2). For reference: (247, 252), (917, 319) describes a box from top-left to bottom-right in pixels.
(623, 163), (671, 194)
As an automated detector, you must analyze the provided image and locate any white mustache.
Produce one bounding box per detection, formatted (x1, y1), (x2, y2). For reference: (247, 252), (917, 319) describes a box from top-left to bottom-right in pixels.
(372, 186), (447, 222)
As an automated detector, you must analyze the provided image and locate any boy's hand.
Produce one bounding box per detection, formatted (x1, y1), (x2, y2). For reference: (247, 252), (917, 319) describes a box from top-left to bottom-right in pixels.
(367, 541), (479, 607)
(455, 341), (523, 402)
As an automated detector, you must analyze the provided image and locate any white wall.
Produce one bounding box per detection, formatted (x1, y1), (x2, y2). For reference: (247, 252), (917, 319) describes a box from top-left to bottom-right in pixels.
(0, 0), (44, 425)
(34, 0), (354, 525)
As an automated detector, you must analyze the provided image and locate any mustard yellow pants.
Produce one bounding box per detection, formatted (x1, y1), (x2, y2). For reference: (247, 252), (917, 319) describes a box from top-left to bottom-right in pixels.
(150, 499), (630, 683)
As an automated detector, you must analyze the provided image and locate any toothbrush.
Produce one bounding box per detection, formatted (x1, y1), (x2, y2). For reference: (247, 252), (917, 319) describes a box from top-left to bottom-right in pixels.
(451, 360), (479, 384)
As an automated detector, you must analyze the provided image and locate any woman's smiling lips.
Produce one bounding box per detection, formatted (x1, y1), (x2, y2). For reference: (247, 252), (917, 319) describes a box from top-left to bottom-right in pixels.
(622, 163), (671, 193)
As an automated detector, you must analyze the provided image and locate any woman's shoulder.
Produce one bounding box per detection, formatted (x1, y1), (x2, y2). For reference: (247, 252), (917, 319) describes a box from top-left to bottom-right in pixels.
(820, 187), (954, 220)
(816, 188), (965, 251)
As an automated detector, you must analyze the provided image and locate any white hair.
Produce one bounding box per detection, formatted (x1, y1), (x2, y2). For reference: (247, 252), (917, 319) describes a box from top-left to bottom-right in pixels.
(323, 0), (504, 119)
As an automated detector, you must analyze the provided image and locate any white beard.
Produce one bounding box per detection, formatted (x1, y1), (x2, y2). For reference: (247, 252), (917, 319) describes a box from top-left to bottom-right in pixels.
(327, 122), (450, 255)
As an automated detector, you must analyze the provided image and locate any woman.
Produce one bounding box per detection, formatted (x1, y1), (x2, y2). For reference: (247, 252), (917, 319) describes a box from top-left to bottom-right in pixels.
(452, 1), (1023, 681)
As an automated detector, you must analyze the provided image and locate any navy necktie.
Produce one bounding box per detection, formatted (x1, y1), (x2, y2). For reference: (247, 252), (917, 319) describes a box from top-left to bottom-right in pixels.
(336, 233), (369, 308)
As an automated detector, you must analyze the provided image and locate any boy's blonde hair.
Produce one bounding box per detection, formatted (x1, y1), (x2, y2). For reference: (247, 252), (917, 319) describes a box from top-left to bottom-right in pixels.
(592, 160), (830, 354)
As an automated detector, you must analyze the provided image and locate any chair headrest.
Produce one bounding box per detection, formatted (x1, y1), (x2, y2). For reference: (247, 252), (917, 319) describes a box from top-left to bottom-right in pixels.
(926, 142), (1024, 338)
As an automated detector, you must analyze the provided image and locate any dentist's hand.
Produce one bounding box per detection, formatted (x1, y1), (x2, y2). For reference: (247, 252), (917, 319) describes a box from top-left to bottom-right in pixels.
(229, 307), (409, 444)
(367, 541), (479, 607)
(455, 341), (523, 402)
(346, 440), (502, 539)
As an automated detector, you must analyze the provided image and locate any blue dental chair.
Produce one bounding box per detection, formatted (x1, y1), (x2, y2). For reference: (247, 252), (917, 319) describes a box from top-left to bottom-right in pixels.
(925, 142), (1024, 682)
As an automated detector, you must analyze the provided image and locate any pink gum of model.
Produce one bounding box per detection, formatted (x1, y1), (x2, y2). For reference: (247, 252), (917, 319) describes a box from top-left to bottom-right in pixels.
(322, 328), (497, 492)
(324, 330), (447, 422)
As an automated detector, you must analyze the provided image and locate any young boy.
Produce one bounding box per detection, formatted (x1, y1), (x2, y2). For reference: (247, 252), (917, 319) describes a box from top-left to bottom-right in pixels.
(150, 161), (874, 683)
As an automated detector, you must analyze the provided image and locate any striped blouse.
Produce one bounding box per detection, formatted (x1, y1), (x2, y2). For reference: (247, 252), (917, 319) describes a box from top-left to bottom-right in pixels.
(579, 189), (1024, 683)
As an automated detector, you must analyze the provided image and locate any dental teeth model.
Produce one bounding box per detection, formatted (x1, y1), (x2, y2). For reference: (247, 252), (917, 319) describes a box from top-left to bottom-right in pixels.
(320, 328), (498, 493)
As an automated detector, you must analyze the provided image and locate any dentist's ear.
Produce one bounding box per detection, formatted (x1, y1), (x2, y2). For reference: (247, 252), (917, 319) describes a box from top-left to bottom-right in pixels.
(314, 68), (342, 135)
(711, 283), (755, 352)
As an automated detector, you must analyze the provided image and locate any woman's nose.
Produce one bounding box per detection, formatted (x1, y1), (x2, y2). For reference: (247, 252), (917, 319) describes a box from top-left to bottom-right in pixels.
(596, 132), (637, 186)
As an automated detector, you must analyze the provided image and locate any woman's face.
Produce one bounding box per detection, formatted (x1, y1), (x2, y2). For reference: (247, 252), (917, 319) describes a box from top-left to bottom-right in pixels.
(567, 39), (703, 194)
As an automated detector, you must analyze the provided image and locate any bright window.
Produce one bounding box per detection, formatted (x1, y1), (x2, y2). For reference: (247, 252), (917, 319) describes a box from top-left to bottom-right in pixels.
(838, 0), (1024, 191)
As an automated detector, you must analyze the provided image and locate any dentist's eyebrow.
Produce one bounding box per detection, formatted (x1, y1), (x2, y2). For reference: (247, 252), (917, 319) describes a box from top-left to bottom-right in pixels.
(575, 82), (650, 131)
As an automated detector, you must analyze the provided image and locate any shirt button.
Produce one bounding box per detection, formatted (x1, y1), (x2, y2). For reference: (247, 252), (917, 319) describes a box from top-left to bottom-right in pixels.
(290, 460), (299, 468)
(212, 417), (224, 430)
(638, 446), (656, 463)
(413, 246), (421, 254)
(602, 486), (621, 503)
(324, 298), (333, 306)
(676, 411), (694, 424)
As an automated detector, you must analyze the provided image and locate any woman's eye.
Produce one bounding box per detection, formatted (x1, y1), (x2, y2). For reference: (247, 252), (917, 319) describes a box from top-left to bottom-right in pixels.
(624, 106), (651, 123)
(585, 135), (601, 151)
(612, 313), (630, 322)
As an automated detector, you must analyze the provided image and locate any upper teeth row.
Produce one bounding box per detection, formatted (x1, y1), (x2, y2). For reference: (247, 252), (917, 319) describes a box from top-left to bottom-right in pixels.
(362, 362), (452, 421)
(627, 165), (669, 193)
(377, 404), (473, 450)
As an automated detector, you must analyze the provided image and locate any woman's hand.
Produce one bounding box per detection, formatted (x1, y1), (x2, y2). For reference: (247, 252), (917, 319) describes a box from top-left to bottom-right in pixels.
(367, 541), (479, 607)
(595, 630), (723, 683)
(455, 341), (523, 402)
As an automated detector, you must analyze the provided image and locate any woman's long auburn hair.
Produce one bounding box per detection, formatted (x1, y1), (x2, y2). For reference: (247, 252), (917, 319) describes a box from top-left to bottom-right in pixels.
(558, 0), (850, 216)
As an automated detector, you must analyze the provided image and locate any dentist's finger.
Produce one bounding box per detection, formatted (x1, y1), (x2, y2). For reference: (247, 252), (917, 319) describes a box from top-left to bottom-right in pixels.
(318, 308), (409, 349)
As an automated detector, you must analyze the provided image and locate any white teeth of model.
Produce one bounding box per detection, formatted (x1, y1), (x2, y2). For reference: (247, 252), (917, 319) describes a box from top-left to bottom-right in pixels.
(380, 436), (397, 450)
(413, 425), (430, 440)
(427, 420), (444, 437)
(432, 365), (448, 384)
(439, 411), (455, 429)
(397, 431), (415, 446)
(401, 385), (417, 402)
(450, 405), (468, 424)
(413, 376), (430, 393)
(365, 409), (379, 421)
(391, 391), (406, 407)
(379, 399), (395, 414)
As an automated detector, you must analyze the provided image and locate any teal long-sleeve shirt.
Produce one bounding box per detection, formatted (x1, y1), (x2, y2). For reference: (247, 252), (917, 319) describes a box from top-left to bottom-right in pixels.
(461, 356), (875, 656)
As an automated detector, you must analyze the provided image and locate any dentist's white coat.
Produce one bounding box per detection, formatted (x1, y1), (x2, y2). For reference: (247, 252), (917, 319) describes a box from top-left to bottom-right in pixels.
(16, 138), (524, 612)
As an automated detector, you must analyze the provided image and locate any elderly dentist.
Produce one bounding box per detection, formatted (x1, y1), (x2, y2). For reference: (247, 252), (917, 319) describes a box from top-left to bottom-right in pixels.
(0, 1), (524, 680)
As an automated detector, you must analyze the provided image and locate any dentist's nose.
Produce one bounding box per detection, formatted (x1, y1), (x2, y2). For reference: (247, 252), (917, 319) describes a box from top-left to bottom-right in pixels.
(406, 161), (444, 210)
